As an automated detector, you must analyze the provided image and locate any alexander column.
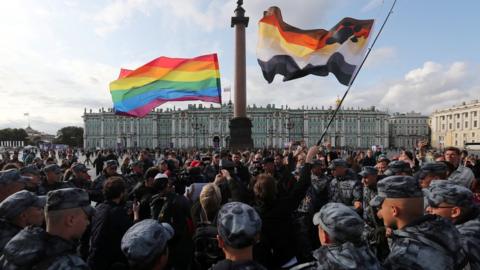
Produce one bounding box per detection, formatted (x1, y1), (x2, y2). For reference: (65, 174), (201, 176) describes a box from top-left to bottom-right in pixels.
(229, 0), (253, 150)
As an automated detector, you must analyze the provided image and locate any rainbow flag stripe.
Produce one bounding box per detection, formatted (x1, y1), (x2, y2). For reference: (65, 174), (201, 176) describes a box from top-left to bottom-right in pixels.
(110, 53), (221, 117)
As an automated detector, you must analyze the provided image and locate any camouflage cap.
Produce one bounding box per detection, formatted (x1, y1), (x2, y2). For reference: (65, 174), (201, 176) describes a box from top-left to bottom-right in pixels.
(0, 169), (30, 185)
(217, 202), (262, 249)
(359, 166), (378, 177)
(313, 203), (364, 243)
(370, 176), (423, 208)
(418, 162), (448, 179)
(42, 164), (62, 174)
(71, 163), (88, 173)
(46, 188), (94, 216)
(121, 219), (174, 268)
(19, 165), (41, 176)
(105, 160), (119, 167)
(0, 190), (46, 220)
(384, 160), (411, 176)
(129, 160), (144, 168)
(328, 159), (348, 169)
(424, 180), (473, 208)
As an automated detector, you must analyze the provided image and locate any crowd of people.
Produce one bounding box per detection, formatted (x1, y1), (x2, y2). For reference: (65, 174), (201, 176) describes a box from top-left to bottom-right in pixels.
(0, 142), (479, 270)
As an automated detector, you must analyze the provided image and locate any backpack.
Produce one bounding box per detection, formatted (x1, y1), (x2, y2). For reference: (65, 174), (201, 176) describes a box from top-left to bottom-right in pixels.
(192, 218), (224, 270)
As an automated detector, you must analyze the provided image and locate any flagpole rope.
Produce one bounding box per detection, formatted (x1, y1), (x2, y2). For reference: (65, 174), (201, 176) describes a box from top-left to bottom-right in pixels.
(316, 0), (397, 147)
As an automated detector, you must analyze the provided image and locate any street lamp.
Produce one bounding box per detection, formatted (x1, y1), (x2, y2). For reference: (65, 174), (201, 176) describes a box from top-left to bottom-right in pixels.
(191, 119), (204, 149)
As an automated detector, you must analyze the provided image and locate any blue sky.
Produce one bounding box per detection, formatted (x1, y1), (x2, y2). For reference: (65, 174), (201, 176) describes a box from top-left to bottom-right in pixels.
(0, 0), (479, 134)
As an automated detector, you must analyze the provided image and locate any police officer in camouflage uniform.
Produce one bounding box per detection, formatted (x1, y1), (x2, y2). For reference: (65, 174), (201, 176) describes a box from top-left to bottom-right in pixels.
(211, 202), (266, 270)
(371, 176), (466, 270)
(359, 166), (389, 261)
(0, 169), (28, 202)
(383, 160), (412, 176)
(19, 165), (43, 193)
(417, 162), (448, 189)
(327, 159), (362, 210)
(0, 188), (94, 269)
(121, 219), (174, 270)
(294, 158), (330, 263)
(38, 164), (70, 195)
(90, 160), (121, 203)
(67, 163), (91, 189)
(425, 181), (480, 269)
(0, 190), (45, 253)
(291, 203), (382, 270)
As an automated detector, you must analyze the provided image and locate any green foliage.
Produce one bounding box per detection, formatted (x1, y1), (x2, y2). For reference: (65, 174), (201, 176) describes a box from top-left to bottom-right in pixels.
(54, 126), (84, 147)
(0, 128), (28, 141)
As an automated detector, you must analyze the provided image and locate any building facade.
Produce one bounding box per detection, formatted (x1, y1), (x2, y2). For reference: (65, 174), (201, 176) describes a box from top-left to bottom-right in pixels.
(430, 100), (480, 149)
(389, 112), (429, 149)
(83, 104), (390, 150)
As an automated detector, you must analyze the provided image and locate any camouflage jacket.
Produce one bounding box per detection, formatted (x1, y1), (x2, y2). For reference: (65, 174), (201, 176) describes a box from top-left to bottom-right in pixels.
(456, 207), (480, 270)
(362, 186), (378, 224)
(297, 174), (330, 215)
(0, 219), (22, 254)
(37, 181), (72, 196)
(384, 214), (466, 270)
(0, 226), (88, 270)
(328, 170), (362, 206)
(291, 242), (382, 270)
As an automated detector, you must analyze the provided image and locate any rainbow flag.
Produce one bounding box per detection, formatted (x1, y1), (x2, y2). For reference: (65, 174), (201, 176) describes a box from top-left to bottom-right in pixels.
(257, 7), (374, 85)
(110, 53), (222, 117)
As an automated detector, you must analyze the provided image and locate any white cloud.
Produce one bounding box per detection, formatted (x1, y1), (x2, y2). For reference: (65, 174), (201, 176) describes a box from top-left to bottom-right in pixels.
(243, 61), (480, 117)
(361, 0), (384, 12)
(356, 61), (479, 114)
(364, 47), (397, 68)
(93, 0), (340, 36)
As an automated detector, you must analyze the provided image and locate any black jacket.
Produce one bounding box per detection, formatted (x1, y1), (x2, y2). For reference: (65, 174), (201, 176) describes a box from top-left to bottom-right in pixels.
(87, 201), (132, 270)
(253, 165), (311, 269)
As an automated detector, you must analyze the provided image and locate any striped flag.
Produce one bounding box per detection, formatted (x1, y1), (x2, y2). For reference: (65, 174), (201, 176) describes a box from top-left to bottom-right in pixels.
(110, 54), (222, 117)
(257, 7), (374, 86)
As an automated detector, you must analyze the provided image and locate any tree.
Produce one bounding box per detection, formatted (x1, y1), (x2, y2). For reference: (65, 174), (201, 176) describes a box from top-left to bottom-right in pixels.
(0, 128), (28, 142)
(54, 126), (84, 147)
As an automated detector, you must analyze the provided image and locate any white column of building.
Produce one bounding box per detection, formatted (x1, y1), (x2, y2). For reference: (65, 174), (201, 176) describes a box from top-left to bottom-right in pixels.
(171, 116), (176, 148)
(384, 118), (389, 147)
(341, 116), (346, 146)
(136, 119), (140, 148)
(100, 116), (105, 148)
(304, 114), (309, 145)
(152, 116), (158, 148)
(357, 117), (361, 148)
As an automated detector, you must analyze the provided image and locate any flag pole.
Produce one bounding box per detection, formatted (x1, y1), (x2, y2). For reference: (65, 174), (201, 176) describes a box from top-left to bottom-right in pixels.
(316, 0), (397, 147)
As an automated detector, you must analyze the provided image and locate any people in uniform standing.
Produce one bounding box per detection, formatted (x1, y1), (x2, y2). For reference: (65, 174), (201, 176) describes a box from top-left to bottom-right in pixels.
(371, 176), (466, 269)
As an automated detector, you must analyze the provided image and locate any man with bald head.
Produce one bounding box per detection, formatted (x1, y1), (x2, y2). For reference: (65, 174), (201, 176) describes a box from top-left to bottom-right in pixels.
(371, 176), (466, 269)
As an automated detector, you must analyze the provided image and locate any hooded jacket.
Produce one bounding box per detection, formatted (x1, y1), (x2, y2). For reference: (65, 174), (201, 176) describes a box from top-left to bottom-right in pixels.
(384, 214), (466, 270)
(0, 226), (88, 270)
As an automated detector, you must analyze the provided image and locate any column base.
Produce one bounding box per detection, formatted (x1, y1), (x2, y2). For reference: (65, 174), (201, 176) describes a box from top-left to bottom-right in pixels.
(229, 117), (253, 150)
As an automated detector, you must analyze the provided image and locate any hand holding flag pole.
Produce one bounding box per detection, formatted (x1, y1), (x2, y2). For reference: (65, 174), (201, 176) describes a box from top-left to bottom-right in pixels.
(316, 0), (397, 147)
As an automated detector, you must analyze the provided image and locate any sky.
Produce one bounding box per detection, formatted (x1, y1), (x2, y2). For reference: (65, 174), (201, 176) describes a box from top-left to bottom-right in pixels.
(0, 0), (479, 134)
